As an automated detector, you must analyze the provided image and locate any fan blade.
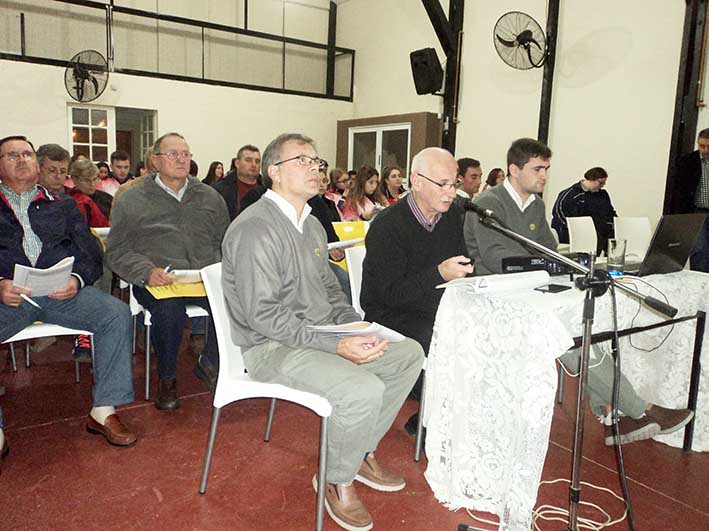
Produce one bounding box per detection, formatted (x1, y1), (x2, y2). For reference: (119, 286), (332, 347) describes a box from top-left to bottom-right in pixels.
(90, 75), (100, 94)
(496, 34), (517, 48)
(516, 29), (535, 46)
(529, 37), (543, 51)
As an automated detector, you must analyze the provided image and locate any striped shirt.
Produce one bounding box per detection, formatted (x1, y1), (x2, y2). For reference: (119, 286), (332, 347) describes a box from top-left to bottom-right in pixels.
(696, 158), (709, 209)
(0, 184), (43, 265)
(406, 192), (442, 232)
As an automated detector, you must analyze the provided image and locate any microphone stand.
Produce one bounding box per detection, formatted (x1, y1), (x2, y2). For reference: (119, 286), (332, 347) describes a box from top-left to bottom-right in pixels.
(464, 214), (678, 531)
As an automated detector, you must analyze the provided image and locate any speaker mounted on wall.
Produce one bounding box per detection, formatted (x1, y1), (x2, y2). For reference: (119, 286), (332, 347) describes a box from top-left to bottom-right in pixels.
(410, 48), (443, 95)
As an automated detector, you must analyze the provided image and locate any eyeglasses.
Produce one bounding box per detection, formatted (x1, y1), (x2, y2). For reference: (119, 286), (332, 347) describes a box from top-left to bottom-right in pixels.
(337, 177), (351, 184)
(155, 151), (192, 160)
(43, 167), (68, 176)
(416, 172), (462, 190)
(0, 151), (36, 162)
(274, 154), (328, 170)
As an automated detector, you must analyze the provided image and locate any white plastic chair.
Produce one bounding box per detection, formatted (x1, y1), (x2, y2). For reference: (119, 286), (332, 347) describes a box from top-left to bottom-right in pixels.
(3, 323), (93, 383)
(345, 245), (367, 318)
(614, 217), (652, 259)
(197, 263), (331, 531)
(128, 286), (210, 400)
(568, 216), (598, 254)
(550, 227), (570, 254)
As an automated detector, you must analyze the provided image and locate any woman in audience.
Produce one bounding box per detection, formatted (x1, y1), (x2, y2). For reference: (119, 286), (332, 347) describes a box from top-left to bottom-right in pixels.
(479, 167), (505, 194)
(341, 165), (385, 221)
(202, 161), (224, 185)
(68, 159), (111, 227)
(325, 167), (348, 219)
(378, 165), (406, 204)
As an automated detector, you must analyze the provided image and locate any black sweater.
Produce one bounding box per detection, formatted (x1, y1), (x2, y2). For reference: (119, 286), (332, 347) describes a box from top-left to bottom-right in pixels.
(361, 199), (466, 341)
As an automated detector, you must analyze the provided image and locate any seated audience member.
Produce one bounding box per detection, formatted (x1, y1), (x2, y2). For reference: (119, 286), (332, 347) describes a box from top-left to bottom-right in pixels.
(465, 138), (693, 445)
(551, 166), (618, 255)
(309, 169), (351, 302)
(106, 132), (230, 410)
(0, 135), (136, 455)
(202, 160), (224, 185)
(213, 144), (262, 220)
(135, 160), (148, 177)
(479, 167), (505, 194)
(95, 161), (114, 193)
(378, 165), (406, 205)
(342, 166), (385, 221)
(325, 167), (349, 218)
(69, 159), (112, 225)
(113, 147), (154, 208)
(453, 157), (483, 214)
(190, 159), (199, 178)
(36, 143), (71, 196)
(361, 147), (473, 433)
(221, 132), (423, 531)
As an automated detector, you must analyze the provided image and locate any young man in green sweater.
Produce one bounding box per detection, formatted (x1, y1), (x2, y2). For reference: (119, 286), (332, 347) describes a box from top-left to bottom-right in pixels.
(221, 133), (424, 531)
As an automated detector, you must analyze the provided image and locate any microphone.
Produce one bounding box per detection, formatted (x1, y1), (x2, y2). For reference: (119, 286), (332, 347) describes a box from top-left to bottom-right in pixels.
(457, 524), (489, 531)
(462, 200), (503, 224)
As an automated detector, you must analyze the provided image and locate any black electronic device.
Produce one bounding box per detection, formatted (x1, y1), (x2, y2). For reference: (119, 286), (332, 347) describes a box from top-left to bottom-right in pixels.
(409, 48), (444, 95)
(501, 253), (591, 276)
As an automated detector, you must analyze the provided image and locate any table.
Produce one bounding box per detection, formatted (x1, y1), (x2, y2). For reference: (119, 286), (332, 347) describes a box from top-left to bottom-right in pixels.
(423, 270), (709, 531)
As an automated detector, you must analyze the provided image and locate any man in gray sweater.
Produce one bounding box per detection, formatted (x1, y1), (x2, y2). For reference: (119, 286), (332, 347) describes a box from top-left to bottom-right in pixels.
(221, 133), (423, 531)
(107, 132), (230, 411)
(465, 138), (693, 446)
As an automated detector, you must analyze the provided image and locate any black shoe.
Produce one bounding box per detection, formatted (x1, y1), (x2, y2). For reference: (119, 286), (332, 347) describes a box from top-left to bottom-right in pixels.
(404, 413), (419, 436)
(193, 354), (218, 391)
(72, 335), (92, 363)
(155, 379), (180, 410)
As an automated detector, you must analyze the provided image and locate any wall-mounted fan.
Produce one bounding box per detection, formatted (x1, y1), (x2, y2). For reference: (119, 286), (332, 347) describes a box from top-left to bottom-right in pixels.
(64, 50), (109, 102)
(493, 11), (546, 70)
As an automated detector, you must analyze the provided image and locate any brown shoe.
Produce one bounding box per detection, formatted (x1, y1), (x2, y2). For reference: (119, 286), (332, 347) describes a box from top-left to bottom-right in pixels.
(645, 405), (695, 434)
(355, 453), (406, 492)
(155, 378), (180, 411)
(604, 415), (660, 446)
(86, 414), (137, 446)
(312, 475), (372, 531)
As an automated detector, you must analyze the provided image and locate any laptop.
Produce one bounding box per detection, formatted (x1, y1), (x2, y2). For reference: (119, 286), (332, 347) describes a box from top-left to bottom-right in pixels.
(623, 213), (705, 276)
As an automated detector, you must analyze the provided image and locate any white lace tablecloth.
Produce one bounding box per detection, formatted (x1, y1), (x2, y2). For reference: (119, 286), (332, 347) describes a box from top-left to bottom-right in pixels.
(423, 270), (709, 531)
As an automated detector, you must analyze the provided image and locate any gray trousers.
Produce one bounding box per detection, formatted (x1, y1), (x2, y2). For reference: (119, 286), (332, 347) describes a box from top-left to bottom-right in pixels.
(243, 338), (424, 484)
(559, 344), (647, 418)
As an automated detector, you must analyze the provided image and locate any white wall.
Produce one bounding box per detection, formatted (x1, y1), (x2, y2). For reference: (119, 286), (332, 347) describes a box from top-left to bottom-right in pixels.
(0, 59), (353, 168)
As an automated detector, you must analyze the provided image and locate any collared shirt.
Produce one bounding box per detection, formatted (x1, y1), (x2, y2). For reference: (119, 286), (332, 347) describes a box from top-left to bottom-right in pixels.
(155, 173), (189, 202)
(696, 158), (709, 209)
(0, 183), (42, 265)
(503, 178), (536, 212)
(264, 189), (312, 234)
(406, 192), (442, 232)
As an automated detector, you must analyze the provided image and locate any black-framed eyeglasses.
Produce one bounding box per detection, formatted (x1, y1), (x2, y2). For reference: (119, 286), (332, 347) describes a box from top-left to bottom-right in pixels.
(416, 172), (462, 190)
(275, 154), (327, 170)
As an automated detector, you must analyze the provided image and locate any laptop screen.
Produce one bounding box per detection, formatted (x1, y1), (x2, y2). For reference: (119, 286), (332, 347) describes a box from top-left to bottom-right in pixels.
(637, 213), (706, 276)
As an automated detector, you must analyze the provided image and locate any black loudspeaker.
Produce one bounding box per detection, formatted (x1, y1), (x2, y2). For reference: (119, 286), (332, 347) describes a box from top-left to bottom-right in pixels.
(410, 48), (443, 95)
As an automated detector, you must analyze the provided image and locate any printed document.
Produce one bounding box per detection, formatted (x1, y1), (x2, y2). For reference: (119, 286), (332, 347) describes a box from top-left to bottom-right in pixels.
(308, 321), (406, 342)
(13, 256), (75, 296)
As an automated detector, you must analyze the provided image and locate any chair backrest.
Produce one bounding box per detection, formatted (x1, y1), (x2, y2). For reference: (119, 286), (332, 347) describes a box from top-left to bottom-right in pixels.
(200, 262), (246, 379)
(550, 227), (560, 245)
(345, 246), (367, 318)
(614, 217), (652, 258)
(331, 221), (368, 271)
(568, 216), (598, 254)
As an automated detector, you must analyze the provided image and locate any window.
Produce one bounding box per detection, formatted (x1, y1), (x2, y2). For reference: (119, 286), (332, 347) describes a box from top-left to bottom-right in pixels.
(68, 105), (116, 163)
(347, 124), (411, 180)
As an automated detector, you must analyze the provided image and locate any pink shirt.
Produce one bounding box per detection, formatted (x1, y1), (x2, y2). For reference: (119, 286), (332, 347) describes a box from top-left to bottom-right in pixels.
(96, 176), (120, 196)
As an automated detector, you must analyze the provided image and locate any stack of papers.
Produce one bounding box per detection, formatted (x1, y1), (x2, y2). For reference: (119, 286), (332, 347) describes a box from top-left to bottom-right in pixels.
(13, 256), (75, 296)
(436, 270), (550, 294)
(308, 321), (405, 342)
(146, 269), (206, 299)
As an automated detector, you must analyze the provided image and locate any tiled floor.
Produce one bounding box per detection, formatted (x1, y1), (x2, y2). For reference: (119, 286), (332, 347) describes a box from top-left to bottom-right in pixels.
(1, 337), (707, 530)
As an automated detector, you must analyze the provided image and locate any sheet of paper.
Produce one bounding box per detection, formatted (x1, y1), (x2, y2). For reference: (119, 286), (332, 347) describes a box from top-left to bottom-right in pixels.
(13, 256), (75, 296)
(436, 270), (550, 294)
(146, 281), (206, 299)
(308, 321), (406, 342)
(327, 238), (364, 251)
(168, 269), (202, 284)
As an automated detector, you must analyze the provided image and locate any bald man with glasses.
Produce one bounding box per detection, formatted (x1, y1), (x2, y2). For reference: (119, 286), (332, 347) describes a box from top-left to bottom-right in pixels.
(106, 132), (230, 411)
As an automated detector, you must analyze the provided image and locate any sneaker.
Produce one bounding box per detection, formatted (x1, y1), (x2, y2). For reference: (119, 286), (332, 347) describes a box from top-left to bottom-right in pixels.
(604, 415), (661, 446)
(644, 405), (694, 435)
(193, 354), (218, 391)
(30, 336), (57, 353)
(312, 475), (373, 531)
(72, 335), (92, 363)
(354, 453), (406, 492)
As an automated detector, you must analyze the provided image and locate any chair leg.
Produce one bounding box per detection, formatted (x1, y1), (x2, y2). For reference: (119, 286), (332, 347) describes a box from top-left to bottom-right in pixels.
(199, 406), (222, 494)
(9, 343), (17, 372)
(264, 398), (277, 442)
(556, 362), (564, 404)
(25, 342), (31, 368)
(144, 323), (151, 400)
(132, 315), (137, 354)
(414, 371), (427, 462)
(316, 416), (328, 531)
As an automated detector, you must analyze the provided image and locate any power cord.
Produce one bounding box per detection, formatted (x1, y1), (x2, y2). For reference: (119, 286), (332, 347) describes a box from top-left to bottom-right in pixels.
(615, 276), (674, 352)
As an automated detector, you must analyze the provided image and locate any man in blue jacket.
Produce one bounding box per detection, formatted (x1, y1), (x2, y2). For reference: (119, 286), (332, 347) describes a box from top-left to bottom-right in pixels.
(0, 136), (136, 471)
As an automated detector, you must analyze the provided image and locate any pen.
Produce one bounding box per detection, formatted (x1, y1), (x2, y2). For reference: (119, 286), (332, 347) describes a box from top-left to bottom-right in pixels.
(164, 264), (172, 274)
(20, 293), (42, 309)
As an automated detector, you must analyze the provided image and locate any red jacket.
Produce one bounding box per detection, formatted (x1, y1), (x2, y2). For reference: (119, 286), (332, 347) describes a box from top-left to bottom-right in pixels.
(68, 189), (110, 228)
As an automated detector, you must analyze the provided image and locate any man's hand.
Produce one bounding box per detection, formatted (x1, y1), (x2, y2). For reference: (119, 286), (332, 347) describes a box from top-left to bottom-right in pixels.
(329, 247), (345, 262)
(336, 335), (389, 364)
(48, 276), (80, 300)
(146, 267), (175, 287)
(0, 279), (32, 307)
(438, 255), (474, 281)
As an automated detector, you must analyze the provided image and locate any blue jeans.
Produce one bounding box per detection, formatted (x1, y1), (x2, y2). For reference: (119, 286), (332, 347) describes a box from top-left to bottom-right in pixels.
(0, 286), (135, 429)
(131, 287), (218, 380)
(689, 214), (709, 273)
